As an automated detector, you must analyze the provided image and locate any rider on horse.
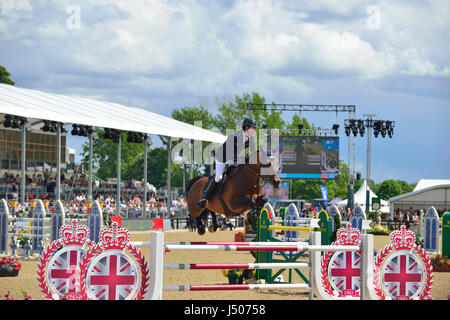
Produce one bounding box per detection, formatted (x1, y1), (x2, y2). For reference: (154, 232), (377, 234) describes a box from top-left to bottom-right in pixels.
(197, 118), (258, 208)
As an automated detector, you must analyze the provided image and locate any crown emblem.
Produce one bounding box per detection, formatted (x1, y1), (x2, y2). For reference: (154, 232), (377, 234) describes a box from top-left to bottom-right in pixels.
(99, 222), (130, 250)
(59, 220), (90, 246)
(336, 224), (361, 245)
(390, 225), (416, 251)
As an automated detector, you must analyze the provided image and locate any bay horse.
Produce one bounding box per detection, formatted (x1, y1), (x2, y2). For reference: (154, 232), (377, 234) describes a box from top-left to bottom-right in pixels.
(186, 150), (280, 235)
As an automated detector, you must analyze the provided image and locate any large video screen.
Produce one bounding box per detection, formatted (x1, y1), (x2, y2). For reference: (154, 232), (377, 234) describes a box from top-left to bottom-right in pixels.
(278, 136), (339, 179)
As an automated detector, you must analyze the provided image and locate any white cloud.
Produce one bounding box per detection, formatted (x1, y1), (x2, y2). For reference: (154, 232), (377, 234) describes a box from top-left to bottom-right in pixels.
(0, 0), (32, 16)
(0, 0), (448, 104)
(399, 48), (450, 77)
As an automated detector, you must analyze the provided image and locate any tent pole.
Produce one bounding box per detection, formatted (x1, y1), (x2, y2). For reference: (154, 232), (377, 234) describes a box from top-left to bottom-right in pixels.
(116, 133), (121, 216)
(88, 131), (93, 201)
(143, 134), (148, 217)
(56, 122), (61, 201)
(20, 121), (26, 205)
(167, 137), (172, 220)
(189, 139), (193, 180)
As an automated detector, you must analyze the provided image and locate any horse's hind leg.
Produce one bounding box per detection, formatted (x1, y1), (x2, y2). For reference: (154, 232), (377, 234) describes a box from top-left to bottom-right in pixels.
(195, 212), (206, 235)
(208, 210), (219, 233)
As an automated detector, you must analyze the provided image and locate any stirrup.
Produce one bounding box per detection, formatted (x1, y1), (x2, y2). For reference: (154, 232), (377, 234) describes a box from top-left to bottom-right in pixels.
(197, 199), (207, 208)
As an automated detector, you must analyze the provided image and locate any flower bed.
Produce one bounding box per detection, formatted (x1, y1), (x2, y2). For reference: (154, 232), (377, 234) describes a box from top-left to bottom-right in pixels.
(0, 257), (21, 277)
(222, 269), (256, 284)
(366, 224), (389, 236)
(431, 255), (450, 272)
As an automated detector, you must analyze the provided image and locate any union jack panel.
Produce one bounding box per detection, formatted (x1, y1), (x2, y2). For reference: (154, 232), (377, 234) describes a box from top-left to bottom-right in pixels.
(381, 252), (424, 300)
(85, 252), (138, 300)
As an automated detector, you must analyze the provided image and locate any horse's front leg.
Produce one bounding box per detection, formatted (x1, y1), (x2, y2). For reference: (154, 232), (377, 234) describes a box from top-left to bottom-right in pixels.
(208, 210), (219, 233)
(255, 195), (268, 209)
(230, 196), (257, 212)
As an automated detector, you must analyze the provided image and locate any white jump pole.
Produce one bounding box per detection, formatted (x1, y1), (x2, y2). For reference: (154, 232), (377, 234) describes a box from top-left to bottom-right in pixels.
(145, 230), (369, 300)
(144, 231), (164, 300)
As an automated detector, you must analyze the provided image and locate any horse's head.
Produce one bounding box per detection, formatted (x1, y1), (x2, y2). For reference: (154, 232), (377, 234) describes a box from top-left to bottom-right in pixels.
(259, 149), (281, 188)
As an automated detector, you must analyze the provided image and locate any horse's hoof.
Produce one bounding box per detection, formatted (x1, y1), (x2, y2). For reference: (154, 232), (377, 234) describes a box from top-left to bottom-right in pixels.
(208, 226), (218, 233)
(198, 226), (206, 235)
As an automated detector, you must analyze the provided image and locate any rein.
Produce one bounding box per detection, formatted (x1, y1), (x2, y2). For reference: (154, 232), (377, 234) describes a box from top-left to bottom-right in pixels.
(245, 161), (272, 195)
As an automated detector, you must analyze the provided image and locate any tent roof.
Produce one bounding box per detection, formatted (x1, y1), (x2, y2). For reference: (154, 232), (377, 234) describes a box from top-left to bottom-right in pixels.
(389, 183), (450, 203)
(0, 84), (227, 143)
(353, 179), (389, 205)
(388, 184), (450, 212)
(335, 179), (390, 212)
(329, 197), (341, 205)
(413, 179), (450, 192)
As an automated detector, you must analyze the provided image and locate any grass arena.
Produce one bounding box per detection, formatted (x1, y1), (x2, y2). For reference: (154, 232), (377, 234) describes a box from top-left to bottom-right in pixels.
(1, 227), (449, 300)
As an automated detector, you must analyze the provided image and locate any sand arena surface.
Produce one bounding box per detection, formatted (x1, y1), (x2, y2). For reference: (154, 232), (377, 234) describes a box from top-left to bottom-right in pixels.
(1, 228), (449, 300)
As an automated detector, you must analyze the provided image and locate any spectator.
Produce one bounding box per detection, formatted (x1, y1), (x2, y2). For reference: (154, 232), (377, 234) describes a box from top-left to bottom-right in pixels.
(60, 170), (65, 184)
(141, 178), (151, 189)
(47, 178), (56, 194)
(224, 218), (234, 231)
(44, 168), (51, 184)
(411, 211), (420, 234)
(403, 210), (411, 229)
(1, 172), (8, 183)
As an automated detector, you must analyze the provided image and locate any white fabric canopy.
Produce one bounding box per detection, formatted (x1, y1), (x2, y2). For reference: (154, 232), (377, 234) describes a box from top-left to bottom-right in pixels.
(0, 84), (226, 143)
(336, 179), (390, 213)
(389, 182), (450, 211)
(413, 179), (450, 192)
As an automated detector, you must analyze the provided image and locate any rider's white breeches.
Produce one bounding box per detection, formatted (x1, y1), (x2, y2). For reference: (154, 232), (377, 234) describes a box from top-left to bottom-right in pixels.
(215, 161), (226, 183)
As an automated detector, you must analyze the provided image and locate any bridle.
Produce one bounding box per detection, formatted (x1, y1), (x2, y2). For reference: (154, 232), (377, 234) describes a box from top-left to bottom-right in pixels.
(245, 160), (277, 194)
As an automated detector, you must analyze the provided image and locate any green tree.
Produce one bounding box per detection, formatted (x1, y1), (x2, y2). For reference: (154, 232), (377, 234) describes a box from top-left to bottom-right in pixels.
(169, 105), (217, 175)
(377, 179), (403, 200)
(171, 104), (216, 129)
(80, 129), (144, 181)
(291, 179), (322, 200)
(323, 161), (350, 200)
(212, 92), (286, 154)
(286, 114), (316, 135)
(396, 180), (415, 194)
(213, 92), (285, 134)
(126, 146), (191, 189)
(124, 147), (166, 188)
(0, 65), (15, 85)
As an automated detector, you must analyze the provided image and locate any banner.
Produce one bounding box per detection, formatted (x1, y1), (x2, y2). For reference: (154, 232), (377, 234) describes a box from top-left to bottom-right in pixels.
(320, 185), (328, 201)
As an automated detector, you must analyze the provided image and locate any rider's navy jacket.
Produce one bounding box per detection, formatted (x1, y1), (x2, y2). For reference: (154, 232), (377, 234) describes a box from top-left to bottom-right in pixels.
(214, 129), (257, 164)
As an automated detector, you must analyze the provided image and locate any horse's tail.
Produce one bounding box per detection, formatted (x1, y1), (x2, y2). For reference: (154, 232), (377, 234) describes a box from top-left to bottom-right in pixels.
(185, 176), (203, 196)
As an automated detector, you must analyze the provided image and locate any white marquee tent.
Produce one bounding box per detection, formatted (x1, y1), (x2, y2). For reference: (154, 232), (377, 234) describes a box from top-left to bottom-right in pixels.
(0, 84), (227, 143)
(0, 83), (227, 211)
(336, 179), (390, 213)
(389, 179), (450, 212)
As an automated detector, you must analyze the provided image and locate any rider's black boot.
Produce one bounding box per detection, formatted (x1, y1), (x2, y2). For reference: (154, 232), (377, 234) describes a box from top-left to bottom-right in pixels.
(197, 179), (218, 208)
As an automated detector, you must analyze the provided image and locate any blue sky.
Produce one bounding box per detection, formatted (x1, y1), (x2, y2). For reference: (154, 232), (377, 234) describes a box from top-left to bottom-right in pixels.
(1, 0), (449, 184)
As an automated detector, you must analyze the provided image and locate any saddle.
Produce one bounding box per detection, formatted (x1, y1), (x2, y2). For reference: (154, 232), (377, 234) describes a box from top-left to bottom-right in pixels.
(204, 164), (241, 195)
(203, 164), (241, 215)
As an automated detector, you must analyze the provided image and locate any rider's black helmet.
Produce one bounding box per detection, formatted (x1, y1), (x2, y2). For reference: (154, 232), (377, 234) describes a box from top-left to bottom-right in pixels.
(242, 118), (258, 130)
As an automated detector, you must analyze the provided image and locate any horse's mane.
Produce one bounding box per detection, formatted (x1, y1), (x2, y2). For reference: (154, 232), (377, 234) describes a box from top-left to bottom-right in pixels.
(185, 176), (203, 196)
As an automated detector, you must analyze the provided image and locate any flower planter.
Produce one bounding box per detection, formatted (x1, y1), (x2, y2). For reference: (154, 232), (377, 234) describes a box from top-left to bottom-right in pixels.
(234, 232), (244, 242)
(432, 264), (450, 272)
(0, 269), (19, 277)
